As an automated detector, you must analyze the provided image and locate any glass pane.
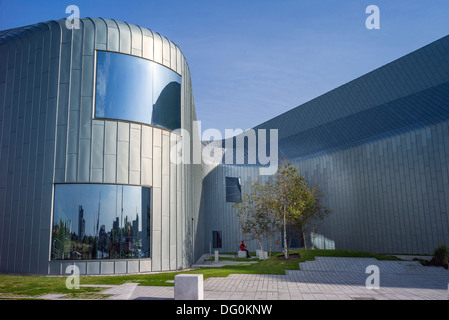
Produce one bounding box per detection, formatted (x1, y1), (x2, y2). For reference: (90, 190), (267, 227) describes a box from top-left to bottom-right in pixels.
(212, 231), (222, 248)
(152, 63), (181, 131)
(51, 184), (151, 260)
(95, 51), (181, 131)
(225, 177), (242, 202)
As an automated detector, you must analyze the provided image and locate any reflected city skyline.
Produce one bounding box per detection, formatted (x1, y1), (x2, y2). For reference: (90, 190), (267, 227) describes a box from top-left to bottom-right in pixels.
(52, 184), (151, 260)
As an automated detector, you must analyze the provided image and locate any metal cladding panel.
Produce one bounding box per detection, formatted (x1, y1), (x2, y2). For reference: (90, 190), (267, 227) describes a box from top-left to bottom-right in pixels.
(162, 36), (170, 67)
(152, 32), (163, 64)
(107, 21), (119, 52)
(129, 125), (141, 172)
(129, 24), (142, 53)
(117, 140), (129, 184)
(116, 21), (131, 54)
(141, 125), (152, 158)
(104, 121), (117, 154)
(91, 120), (104, 159)
(142, 29), (154, 61)
(81, 54), (94, 98)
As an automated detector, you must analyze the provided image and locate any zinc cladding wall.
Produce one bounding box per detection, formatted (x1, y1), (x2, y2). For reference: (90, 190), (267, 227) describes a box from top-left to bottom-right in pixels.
(0, 18), (203, 274)
(203, 35), (449, 255)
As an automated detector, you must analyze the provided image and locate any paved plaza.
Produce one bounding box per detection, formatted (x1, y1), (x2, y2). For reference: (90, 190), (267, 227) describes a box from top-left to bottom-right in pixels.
(35, 256), (449, 300)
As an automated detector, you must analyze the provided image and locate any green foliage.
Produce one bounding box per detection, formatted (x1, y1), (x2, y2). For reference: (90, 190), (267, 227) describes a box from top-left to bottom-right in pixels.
(433, 243), (448, 267)
(233, 180), (276, 254)
(234, 161), (332, 259)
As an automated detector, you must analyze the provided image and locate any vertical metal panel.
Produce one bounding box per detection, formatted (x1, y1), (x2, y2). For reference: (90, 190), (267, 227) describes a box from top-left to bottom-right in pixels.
(153, 32), (162, 64)
(67, 110), (79, 154)
(141, 158), (152, 186)
(142, 29), (154, 61)
(129, 24), (142, 56)
(152, 186), (162, 271)
(71, 23), (83, 70)
(66, 153), (77, 182)
(170, 41), (176, 70)
(91, 120), (104, 182)
(117, 138), (129, 185)
(103, 154), (116, 184)
(152, 146), (161, 188)
(141, 125), (152, 158)
(129, 124), (141, 185)
(176, 47), (182, 75)
(129, 124), (141, 170)
(106, 20), (119, 52)
(93, 18), (107, 50)
(116, 21), (131, 54)
(104, 121), (117, 154)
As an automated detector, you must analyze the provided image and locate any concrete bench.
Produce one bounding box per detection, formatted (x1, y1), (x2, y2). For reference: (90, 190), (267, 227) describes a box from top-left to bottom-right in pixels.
(174, 274), (203, 300)
(256, 249), (268, 259)
(258, 251), (268, 260)
(237, 251), (247, 258)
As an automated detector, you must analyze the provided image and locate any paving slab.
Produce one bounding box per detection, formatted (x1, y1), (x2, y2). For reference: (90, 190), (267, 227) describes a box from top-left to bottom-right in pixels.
(32, 257), (449, 300)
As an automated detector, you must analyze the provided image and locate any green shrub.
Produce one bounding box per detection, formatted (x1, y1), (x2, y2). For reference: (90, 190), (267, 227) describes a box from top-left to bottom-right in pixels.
(433, 243), (449, 268)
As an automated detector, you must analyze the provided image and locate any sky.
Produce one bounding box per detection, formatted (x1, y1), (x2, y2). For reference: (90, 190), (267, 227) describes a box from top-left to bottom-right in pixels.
(1, 0), (449, 136)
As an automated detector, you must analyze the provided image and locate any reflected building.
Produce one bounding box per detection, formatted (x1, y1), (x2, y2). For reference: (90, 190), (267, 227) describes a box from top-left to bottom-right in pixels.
(1, 18), (449, 275)
(78, 205), (85, 242)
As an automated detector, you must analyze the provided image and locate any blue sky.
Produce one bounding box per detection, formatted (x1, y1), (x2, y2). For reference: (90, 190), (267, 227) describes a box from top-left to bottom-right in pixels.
(1, 0), (449, 134)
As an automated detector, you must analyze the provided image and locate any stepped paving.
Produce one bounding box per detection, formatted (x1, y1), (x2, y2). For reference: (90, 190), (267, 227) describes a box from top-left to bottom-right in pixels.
(34, 257), (448, 300)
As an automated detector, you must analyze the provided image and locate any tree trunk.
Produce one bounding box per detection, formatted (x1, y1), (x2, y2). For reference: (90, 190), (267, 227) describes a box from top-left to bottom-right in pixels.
(283, 204), (287, 259)
(256, 237), (264, 259)
(302, 225), (307, 250)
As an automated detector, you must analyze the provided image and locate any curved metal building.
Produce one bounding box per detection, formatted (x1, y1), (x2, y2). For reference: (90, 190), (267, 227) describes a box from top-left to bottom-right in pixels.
(0, 18), (203, 275)
(1, 18), (449, 275)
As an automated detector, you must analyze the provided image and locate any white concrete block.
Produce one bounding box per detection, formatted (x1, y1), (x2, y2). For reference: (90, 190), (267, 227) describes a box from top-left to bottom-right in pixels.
(237, 251), (246, 258)
(214, 250), (219, 262)
(258, 251), (268, 260)
(174, 274), (203, 300)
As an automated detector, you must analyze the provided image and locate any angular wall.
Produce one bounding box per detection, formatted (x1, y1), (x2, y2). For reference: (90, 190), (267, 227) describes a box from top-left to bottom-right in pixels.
(203, 35), (449, 255)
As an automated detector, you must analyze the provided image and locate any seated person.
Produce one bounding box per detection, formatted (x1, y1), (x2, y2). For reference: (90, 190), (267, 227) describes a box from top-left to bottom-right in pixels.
(239, 240), (251, 258)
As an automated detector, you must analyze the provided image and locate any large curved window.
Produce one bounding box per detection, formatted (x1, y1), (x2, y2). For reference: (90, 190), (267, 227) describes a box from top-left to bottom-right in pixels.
(51, 184), (151, 260)
(95, 51), (181, 131)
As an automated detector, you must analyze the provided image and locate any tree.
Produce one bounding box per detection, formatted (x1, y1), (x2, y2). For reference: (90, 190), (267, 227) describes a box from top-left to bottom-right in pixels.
(234, 180), (275, 256)
(267, 161), (315, 259)
(234, 161), (332, 260)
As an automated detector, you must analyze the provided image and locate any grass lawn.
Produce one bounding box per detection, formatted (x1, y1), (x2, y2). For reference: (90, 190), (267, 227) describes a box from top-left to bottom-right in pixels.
(0, 249), (401, 299)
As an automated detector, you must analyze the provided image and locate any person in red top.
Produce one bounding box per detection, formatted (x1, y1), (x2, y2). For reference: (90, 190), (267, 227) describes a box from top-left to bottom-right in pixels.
(240, 240), (251, 258)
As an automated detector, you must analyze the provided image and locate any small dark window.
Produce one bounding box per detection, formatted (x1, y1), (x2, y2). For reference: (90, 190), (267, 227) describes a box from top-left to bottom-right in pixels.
(212, 231), (222, 248)
(225, 177), (242, 202)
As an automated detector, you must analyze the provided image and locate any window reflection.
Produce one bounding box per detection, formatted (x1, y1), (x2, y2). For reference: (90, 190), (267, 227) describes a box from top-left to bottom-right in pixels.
(95, 51), (181, 131)
(225, 177), (242, 202)
(51, 184), (151, 260)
